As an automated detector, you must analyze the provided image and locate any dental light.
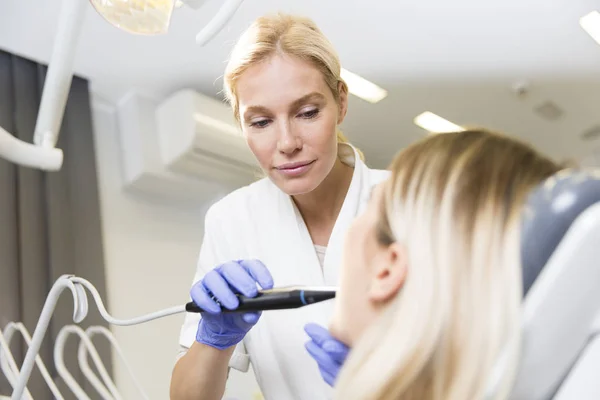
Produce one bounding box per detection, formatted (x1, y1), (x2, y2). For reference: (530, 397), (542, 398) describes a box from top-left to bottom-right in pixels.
(0, 0), (244, 171)
(90, 0), (178, 35)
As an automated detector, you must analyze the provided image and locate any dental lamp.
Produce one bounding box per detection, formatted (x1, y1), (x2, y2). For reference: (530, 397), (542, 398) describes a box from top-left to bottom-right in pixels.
(0, 0), (244, 171)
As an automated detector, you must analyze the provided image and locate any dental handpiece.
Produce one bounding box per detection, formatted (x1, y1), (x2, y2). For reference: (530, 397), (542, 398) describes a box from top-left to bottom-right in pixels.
(185, 286), (337, 313)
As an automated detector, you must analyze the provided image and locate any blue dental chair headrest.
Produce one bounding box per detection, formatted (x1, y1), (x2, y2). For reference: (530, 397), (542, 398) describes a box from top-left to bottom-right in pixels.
(511, 169), (600, 400)
(521, 169), (600, 295)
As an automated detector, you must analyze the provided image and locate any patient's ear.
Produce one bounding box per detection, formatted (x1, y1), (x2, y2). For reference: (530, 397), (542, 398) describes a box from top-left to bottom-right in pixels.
(368, 242), (407, 303)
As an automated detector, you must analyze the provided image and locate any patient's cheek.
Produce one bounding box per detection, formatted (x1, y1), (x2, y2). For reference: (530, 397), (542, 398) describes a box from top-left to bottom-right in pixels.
(328, 317), (344, 343)
(328, 310), (351, 345)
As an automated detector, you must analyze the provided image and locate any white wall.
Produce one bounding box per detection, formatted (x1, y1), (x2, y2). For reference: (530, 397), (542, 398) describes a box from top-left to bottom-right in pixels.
(91, 99), (262, 399)
(581, 149), (600, 168)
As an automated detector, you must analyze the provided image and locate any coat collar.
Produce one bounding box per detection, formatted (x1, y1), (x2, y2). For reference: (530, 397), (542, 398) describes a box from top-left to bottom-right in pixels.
(272, 142), (369, 286)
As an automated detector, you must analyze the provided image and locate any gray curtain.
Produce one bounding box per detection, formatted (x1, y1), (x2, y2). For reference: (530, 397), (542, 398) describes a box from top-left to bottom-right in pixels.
(0, 50), (111, 399)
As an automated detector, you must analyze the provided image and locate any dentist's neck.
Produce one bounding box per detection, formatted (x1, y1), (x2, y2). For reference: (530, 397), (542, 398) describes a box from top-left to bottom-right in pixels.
(292, 158), (353, 246)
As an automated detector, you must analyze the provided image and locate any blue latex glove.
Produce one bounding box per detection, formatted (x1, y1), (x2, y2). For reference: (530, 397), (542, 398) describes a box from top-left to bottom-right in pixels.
(191, 259), (274, 350)
(304, 323), (350, 387)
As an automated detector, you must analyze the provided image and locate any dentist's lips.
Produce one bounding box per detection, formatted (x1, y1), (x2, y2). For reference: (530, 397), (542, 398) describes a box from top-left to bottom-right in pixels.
(275, 160), (316, 177)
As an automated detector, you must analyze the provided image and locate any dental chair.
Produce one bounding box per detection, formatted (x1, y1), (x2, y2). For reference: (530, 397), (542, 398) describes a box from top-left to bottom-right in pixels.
(511, 169), (600, 399)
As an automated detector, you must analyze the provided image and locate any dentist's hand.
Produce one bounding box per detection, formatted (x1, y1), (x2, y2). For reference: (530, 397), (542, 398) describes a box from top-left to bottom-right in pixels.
(304, 323), (350, 387)
(191, 259), (274, 350)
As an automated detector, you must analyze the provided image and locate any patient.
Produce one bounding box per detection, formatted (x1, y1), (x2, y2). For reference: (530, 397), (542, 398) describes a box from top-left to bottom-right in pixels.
(329, 129), (564, 400)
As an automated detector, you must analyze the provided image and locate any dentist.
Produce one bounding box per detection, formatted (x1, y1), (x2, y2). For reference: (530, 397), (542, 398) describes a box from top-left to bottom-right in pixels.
(170, 12), (388, 400)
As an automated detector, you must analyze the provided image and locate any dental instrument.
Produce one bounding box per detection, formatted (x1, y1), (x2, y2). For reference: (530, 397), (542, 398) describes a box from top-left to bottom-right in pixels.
(185, 286), (338, 313)
(0, 331), (33, 400)
(54, 325), (116, 400)
(1, 322), (63, 399)
(80, 326), (149, 400)
(10, 275), (336, 399)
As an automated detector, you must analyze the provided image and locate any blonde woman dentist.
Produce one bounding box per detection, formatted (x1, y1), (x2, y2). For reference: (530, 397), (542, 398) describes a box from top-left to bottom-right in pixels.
(170, 13), (388, 400)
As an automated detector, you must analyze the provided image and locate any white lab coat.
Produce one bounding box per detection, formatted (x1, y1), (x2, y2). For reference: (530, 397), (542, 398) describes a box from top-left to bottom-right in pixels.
(179, 143), (390, 400)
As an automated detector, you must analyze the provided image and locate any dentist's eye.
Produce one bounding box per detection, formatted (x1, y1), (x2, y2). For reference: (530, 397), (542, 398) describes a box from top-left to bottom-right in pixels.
(250, 119), (271, 129)
(299, 108), (319, 119)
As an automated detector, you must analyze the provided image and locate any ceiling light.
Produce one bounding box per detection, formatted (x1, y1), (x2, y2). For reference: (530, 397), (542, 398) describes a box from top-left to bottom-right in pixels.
(580, 10), (600, 45)
(340, 68), (388, 104)
(90, 0), (177, 35)
(414, 112), (465, 134)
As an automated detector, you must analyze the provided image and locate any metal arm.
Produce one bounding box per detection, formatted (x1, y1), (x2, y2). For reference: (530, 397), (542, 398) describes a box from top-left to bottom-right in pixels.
(33, 0), (87, 150)
(0, 0), (86, 171)
(11, 275), (185, 399)
(0, 332), (33, 400)
(0, 129), (63, 170)
(80, 326), (150, 400)
(54, 325), (115, 400)
(0, 0), (243, 170)
(195, 0), (245, 46)
(1, 322), (63, 399)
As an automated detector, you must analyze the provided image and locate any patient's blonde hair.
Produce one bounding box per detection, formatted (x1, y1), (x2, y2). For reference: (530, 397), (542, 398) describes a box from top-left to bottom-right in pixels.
(223, 13), (364, 160)
(335, 129), (562, 400)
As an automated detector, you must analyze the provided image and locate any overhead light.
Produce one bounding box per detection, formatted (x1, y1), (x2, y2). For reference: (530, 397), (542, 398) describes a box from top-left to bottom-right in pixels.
(340, 68), (388, 104)
(580, 10), (600, 45)
(414, 112), (465, 134)
(90, 0), (177, 35)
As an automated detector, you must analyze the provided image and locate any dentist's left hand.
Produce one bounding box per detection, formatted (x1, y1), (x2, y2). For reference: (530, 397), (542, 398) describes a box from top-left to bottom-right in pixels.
(304, 323), (350, 387)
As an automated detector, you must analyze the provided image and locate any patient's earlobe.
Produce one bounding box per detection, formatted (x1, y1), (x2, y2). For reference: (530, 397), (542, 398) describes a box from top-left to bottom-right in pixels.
(368, 243), (407, 303)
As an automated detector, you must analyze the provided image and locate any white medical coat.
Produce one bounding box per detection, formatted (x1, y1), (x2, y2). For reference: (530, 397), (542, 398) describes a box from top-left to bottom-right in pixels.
(179, 143), (390, 400)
